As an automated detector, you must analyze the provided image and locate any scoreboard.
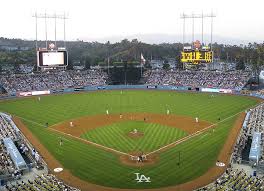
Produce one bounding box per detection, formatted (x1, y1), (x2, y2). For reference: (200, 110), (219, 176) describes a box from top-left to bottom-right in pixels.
(181, 50), (213, 64)
(37, 43), (68, 68)
(37, 50), (68, 67)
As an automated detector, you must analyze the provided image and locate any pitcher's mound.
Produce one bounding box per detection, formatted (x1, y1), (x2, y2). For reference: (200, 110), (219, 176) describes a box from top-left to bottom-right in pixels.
(127, 129), (144, 138)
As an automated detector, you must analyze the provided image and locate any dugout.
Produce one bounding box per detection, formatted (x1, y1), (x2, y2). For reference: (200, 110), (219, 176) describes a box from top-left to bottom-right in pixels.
(3, 138), (28, 171)
(249, 132), (262, 164)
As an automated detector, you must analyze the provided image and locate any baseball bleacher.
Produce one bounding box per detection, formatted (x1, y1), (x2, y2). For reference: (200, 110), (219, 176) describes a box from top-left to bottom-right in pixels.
(232, 103), (264, 165)
(197, 169), (264, 191)
(3, 174), (80, 191)
(0, 113), (80, 190)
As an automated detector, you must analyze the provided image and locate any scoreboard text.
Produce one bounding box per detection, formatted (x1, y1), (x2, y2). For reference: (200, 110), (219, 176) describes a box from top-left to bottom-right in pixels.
(181, 51), (213, 64)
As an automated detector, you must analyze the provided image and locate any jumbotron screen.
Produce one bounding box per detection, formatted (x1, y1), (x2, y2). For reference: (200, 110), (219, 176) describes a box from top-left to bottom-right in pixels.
(37, 51), (68, 67)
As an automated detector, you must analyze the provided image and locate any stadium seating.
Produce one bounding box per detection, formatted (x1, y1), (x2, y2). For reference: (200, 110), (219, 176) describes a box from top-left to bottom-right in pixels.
(145, 69), (251, 90)
(0, 114), (22, 178)
(0, 69), (108, 93)
(0, 143), (17, 177)
(232, 103), (264, 165)
(3, 174), (80, 191)
(0, 69), (251, 93)
(0, 113), (80, 190)
(0, 115), (19, 140)
(197, 169), (264, 191)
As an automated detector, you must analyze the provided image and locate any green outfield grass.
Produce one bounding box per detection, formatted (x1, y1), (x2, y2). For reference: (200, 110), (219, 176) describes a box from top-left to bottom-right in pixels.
(0, 90), (259, 189)
(80, 121), (187, 152)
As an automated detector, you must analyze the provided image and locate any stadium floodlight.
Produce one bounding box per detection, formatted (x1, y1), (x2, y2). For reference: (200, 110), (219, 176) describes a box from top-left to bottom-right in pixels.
(180, 11), (216, 50)
(33, 12), (68, 50)
(180, 11), (216, 66)
(33, 12), (69, 69)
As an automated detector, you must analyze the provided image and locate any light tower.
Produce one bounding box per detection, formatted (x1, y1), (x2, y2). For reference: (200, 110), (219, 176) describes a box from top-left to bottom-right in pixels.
(180, 11), (216, 68)
(180, 11), (216, 50)
(33, 12), (69, 70)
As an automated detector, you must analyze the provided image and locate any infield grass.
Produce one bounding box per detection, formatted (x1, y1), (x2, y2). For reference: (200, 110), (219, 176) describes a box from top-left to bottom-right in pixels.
(81, 121), (187, 152)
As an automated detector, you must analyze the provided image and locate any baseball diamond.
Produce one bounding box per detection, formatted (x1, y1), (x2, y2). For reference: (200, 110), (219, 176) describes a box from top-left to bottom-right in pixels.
(0, 90), (261, 190)
(2, 3), (264, 190)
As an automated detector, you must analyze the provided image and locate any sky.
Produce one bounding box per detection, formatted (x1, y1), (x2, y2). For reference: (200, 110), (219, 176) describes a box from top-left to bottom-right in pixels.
(0, 0), (263, 44)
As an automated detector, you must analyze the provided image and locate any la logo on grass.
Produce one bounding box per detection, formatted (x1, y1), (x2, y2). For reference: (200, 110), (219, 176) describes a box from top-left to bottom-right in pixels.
(134, 173), (151, 183)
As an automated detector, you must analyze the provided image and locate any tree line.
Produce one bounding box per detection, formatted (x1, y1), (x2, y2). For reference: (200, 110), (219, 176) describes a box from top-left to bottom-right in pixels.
(0, 37), (263, 72)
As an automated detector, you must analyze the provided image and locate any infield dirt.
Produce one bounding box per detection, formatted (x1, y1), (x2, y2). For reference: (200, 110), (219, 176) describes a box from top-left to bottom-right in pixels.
(50, 113), (211, 137)
(13, 112), (245, 191)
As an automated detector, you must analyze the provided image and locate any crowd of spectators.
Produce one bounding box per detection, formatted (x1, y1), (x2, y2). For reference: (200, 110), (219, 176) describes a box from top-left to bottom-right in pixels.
(246, 104), (264, 136)
(232, 103), (264, 164)
(0, 143), (18, 177)
(250, 89), (264, 99)
(0, 113), (80, 190)
(196, 169), (264, 191)
(0, 115), (19, 140)
(144, 69), (251, 90)
(0, 114), (41, 169)
(0, 114), (27, 179)
(232, 131), (248, 164)
(3, 174), (80, 191)
(0, 69), (108, 93)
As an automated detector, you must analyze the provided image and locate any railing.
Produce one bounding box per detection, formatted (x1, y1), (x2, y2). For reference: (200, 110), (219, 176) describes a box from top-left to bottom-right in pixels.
(0, 85), (237, 97)
(0, 85), (263, 100)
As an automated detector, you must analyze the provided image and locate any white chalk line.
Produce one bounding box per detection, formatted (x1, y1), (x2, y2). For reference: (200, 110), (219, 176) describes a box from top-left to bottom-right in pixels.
(49, 128), (132, 157)
(12, 115), (133, 157)
(12, 115), (47, 127)
(145, 111), (242, 156)
(145, 102), (264, 157)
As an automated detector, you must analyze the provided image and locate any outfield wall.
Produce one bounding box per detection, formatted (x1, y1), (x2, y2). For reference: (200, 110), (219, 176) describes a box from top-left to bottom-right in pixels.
(56, 85), (231, 94)
(1, 85), (263, 101)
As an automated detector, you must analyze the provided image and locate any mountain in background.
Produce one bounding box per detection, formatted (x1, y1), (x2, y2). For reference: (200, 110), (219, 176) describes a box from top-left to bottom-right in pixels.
(81, 33), (262, 45)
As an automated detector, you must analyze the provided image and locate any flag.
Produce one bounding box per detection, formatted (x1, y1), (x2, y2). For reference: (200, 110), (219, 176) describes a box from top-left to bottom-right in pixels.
(140, 53), (146, 65)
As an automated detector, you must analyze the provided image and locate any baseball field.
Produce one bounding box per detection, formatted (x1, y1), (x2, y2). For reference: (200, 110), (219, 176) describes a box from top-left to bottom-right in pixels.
(0, 90), (260, 190)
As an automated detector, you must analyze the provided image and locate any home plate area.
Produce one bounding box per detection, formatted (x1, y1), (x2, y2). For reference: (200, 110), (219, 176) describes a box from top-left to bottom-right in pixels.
(120, 151), (159, 167)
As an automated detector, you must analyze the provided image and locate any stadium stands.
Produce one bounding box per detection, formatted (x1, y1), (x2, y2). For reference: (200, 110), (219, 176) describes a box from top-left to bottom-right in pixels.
(3, 174), (80, 191)
(145, 69), (251, 90)
(196, 169), (264, 191)
(0, 115), (19, 140)
(0, 114), (25, 179)
(0, 113), (79, 190)
(232, 103), (264, 165)
(250, 89), (264, 100)
(0, 143), (18, 178)
(0, 69), (108, 93)
(0, 69), (252, 93)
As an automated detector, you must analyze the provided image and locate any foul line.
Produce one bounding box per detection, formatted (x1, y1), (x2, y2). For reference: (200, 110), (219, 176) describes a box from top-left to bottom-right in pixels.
(12, 115), (132, 157)
(145, 101), (264, 157)
(145, 110), (245, 157)
(12, 115), (47, 127)
(49, 128), (132, 157)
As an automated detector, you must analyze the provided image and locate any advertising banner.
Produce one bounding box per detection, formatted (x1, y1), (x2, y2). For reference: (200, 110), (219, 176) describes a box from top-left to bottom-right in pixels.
(201, 88), (219, 93)
(18, 90), (50, 97)
(147, 85), (157, 89)
(32, 90), (50, 96)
